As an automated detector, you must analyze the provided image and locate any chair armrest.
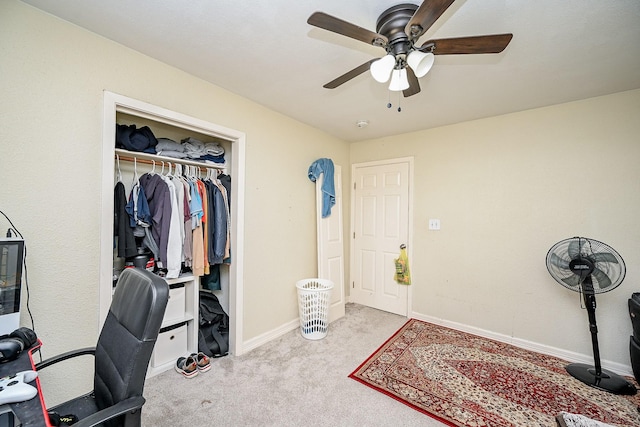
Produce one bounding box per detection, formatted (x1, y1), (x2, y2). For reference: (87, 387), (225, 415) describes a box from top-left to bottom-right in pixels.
(71, 396), (146, 427)
(35, 347), (96, 370)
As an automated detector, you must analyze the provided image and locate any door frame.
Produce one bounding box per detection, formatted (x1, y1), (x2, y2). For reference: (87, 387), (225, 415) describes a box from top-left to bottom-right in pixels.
(349, 157), (414, 316)
(316, 165), (345, 322)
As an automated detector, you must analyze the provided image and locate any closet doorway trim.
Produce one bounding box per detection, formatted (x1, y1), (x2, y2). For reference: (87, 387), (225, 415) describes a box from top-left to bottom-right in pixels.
(100, 91), (246, 356)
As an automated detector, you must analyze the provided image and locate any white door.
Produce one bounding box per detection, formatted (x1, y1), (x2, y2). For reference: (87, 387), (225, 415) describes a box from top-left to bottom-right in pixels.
(316, 165), (345, 322)
(350, 159), (411, 316)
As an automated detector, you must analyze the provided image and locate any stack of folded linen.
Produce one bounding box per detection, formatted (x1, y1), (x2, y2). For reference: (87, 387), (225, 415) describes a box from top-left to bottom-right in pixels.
(155, 138), (187, 158)
(182, 137), (225, 165)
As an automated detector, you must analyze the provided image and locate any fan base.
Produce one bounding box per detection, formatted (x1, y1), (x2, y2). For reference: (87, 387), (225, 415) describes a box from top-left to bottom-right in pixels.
(566, 363), (637, 395)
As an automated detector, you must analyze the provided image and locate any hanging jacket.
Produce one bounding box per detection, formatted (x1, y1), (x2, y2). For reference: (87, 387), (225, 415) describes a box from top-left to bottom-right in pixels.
(114, 182), (137, 258)
(139, 173), (171, 268)
(205, 180), (227, 265)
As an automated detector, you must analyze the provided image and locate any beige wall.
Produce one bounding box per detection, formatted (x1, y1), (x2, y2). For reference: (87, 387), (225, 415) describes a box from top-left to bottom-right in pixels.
(1, 0), (348, 403)
(2, 0), (639, 406)
(351, 88), (640, 369)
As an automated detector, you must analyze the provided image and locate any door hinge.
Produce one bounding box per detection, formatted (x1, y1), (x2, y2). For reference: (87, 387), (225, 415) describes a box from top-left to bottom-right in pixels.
(352, 281), (355, 288)
(353, 182), (356, 190)
(353, 232), (355, 239)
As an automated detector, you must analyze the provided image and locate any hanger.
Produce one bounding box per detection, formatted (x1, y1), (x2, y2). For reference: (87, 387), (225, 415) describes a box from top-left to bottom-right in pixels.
(131, 157), (140, 187)
(115, 154), (123, 183)
(187, 165), (196, 181)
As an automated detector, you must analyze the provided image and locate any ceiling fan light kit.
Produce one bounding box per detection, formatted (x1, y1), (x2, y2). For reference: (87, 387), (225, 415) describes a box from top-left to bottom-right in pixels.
(389, 68), (410, 91)
(308, 1), (513, 105)
(406, 50), (435, 78)
(370, 54), (396, 83)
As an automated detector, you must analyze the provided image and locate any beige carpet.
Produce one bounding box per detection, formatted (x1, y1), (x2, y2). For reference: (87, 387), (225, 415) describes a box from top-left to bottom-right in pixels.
(142, 303), (445, 426)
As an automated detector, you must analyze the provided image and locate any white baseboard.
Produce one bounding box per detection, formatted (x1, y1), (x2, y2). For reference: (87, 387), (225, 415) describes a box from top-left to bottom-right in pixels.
(411, 311), (634, 377)
(240, 312), (346, 354)
(240, 310), (634, 378)
(241, 318), (300, 354)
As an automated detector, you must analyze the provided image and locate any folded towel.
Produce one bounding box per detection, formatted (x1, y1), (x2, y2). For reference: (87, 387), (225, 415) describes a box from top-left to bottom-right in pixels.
(182, 137), (224, 158)
(156, 150), (188, 159)
(156, 138), (185, 152)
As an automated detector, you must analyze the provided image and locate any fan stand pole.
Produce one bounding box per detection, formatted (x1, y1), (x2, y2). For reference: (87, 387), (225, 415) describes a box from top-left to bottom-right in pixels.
(565, 278), (637, 395)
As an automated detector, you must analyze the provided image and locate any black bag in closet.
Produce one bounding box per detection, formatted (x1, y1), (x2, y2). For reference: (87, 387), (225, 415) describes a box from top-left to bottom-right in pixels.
(198, 290), (229, 358)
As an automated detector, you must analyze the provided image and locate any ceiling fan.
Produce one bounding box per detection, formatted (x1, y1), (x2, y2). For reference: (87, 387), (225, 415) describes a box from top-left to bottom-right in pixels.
(308, 1), (513, 98)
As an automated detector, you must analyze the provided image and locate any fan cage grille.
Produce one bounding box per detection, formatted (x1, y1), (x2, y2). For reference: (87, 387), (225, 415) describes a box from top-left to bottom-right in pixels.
(546, 237), (625, 294)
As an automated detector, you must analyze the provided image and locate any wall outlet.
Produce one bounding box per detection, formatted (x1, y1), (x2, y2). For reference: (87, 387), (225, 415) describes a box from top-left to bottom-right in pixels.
(428, 219), (441, 230)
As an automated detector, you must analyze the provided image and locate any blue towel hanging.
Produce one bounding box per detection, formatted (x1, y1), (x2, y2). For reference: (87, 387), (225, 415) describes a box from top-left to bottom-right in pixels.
(308, 158), (335, 218)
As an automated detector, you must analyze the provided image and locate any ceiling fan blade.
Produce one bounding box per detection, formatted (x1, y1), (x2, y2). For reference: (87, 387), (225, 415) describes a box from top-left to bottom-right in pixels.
(549, 253), (570, 270)
(403, 67), (421, 97)
(405, 0), (455, 39)
(323, 59), (377, 89)
(422, 34), (513, 55)
(591, 267), (613, 291)
(591, 252), (619, 263)
(308, 12), (388, 46)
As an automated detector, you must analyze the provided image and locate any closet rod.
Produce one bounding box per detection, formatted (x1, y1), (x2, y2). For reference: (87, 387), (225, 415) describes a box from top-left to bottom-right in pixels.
(114, 149), (225, 171)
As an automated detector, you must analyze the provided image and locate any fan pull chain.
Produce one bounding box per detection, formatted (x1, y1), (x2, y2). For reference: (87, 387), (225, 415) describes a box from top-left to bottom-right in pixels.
(386, 90), (403, 112)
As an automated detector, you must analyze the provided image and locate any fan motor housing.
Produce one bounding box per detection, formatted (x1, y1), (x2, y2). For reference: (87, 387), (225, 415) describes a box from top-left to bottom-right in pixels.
(376, 3), (418, 56)
(569, 257), (594, 276)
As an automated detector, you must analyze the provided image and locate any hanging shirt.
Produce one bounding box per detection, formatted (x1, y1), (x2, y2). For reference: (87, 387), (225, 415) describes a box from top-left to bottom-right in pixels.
(179, 177), (193, 266)
(161, 174), (183, 279)
(197, 179), (210, 274)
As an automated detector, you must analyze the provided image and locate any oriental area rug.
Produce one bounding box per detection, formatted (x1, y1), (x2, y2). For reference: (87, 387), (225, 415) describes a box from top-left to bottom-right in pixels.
(349, 319), (640, 426)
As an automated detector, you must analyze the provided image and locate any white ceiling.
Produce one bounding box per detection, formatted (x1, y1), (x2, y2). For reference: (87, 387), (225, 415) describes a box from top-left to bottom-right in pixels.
(21, 0), (640, 142)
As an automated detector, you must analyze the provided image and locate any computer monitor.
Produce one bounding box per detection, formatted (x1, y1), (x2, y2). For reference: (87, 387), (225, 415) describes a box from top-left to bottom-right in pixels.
(0, 238), (23, 335)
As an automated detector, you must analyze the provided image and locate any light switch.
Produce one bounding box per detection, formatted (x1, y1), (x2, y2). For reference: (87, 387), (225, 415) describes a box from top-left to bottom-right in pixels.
(428, 219), (441, 230)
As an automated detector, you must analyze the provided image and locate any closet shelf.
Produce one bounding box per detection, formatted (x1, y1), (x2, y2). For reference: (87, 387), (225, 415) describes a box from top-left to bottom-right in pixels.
(115, 148), (226, 171)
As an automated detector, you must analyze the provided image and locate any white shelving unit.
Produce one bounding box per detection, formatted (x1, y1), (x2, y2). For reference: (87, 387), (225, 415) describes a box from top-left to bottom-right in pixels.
(147, 274), (199, 377)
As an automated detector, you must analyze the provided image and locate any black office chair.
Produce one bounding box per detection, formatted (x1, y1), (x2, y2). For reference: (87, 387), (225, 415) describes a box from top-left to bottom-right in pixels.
(629, 293), (640, 384)
(36, 268), (169, 427)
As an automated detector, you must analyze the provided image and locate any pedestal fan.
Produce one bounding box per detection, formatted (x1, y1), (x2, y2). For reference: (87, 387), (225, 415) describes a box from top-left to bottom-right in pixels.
(546, 236), (636, 395)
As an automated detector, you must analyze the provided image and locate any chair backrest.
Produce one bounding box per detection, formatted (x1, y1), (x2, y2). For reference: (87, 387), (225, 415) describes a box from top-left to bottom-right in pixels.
(630, 293), (640, 343)
(629, 293), (640, 383)
(93, 268), (169, 414)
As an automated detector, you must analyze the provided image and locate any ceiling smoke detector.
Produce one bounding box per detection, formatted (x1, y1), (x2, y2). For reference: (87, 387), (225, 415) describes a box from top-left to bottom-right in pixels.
(356, 120), (369, 128)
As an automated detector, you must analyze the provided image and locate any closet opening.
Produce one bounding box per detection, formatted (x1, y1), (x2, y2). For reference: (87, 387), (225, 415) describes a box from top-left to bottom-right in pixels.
(100, 92), (246, 364)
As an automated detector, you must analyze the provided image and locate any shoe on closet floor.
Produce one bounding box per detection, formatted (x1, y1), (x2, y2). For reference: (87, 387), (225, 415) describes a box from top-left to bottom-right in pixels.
(175, 355), (198, 378)
(191, 352), (211, 372)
